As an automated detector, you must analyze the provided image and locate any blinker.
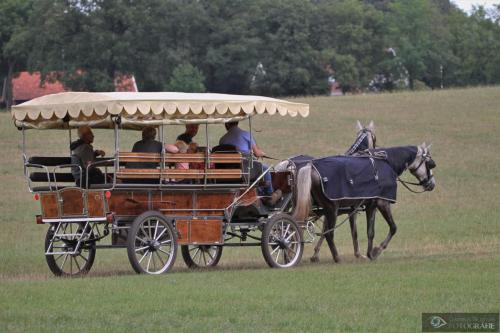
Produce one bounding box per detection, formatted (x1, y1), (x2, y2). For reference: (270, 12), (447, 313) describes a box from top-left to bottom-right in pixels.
(426, 159), (436, 169)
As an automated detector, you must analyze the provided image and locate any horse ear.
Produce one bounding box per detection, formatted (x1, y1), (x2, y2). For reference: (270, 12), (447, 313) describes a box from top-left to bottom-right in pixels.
(356, 120), (363, 131)
(421, 142), (427, 149)
(368, 120), (375, 131)
(427, 143), (432, 150)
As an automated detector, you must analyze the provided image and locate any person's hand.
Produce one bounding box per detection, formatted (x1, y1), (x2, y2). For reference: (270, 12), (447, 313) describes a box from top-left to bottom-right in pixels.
(95, 150), (105, 157)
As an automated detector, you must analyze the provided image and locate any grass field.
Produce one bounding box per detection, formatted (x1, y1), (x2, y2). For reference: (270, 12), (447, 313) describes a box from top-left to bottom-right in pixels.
(0, 87), (499, 332)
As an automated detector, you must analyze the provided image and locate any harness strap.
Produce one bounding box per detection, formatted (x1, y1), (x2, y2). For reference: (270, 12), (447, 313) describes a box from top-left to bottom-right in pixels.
(320, 200), (366, 236)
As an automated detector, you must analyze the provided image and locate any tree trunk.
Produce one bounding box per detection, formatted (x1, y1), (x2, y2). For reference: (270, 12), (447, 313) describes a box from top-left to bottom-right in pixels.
(5, 61), (15, 110)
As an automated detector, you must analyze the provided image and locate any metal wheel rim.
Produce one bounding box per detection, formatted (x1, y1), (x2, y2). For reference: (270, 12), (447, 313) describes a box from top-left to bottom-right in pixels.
(133, 217), (175, 274)
(49, 223), (92, 275)
(188, 245), (219, 267)
(266, 219), (302, 268)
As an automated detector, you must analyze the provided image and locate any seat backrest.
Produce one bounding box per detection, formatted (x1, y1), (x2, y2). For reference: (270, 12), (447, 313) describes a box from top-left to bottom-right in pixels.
(28, 156), (72, 166)
(116, 151), (243, 182)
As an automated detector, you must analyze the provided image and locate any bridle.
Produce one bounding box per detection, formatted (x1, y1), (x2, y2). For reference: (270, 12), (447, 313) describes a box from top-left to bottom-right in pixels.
(399, 150), (436, 193)
(346, 128), (377, 155)
(359, 128), (376, 148)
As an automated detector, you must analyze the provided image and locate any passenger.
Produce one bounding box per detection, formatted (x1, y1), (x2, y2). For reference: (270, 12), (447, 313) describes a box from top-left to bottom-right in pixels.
(219, 121), (281, 206)
(70, 126), (106, 187)
(164, 140), (190, 183)
(177, 124), (199, 145)
(130, 126), (162, 168)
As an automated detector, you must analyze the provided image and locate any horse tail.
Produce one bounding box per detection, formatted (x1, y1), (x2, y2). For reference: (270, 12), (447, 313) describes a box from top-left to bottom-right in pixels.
(293, 163), (313, 222)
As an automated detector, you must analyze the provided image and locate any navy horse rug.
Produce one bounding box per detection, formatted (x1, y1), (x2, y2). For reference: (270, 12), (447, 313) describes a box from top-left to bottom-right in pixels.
(312, 155), (399, 202)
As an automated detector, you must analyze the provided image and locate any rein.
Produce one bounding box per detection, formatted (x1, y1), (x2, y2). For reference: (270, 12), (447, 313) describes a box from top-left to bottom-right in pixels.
(397, 177), (428, 193)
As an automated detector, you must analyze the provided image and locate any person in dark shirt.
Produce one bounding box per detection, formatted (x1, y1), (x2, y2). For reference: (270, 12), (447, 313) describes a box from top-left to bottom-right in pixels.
(176, 124), (199, 145)
(70, 126), (106, 187)
(130, 126), (162, 168)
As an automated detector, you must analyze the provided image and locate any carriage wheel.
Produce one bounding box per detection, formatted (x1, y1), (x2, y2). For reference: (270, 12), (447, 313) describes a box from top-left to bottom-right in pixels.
(261, 213), (303, 268)
(127, 211), (177, 274)
(181, 245), (223, 268)
(45, 223), (96, 277)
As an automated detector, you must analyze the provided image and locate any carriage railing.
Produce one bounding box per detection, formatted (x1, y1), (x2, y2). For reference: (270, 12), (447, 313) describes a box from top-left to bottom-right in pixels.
(113, 151), (252, 189)
(25, 161), (82, 192)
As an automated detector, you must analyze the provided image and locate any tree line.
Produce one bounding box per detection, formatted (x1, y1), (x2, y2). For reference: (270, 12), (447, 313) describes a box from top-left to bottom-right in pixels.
(1, 0), (500, 107)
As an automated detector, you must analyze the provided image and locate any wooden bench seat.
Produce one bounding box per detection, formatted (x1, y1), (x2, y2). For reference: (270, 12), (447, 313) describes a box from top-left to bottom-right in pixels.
(118, 152), (242, 164)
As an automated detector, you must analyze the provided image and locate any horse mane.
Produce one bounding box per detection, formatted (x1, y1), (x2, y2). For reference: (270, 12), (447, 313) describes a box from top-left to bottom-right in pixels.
(372, 146), (418, 176)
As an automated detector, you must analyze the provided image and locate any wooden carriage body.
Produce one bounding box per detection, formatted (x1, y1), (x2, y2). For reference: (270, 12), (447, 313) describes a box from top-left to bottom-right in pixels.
(13, 92), (308, 275)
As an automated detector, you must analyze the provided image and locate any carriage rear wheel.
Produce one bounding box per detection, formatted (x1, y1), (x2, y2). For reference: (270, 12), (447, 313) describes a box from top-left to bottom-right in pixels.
(181, 245), (223, 268)
(127, 211), (177, 274)
(45, 223), (96, 277)
(261, 213), (303, 268)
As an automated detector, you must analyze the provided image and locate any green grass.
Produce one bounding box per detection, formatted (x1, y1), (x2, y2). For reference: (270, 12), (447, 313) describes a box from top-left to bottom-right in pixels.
(0, 87), (499, 332)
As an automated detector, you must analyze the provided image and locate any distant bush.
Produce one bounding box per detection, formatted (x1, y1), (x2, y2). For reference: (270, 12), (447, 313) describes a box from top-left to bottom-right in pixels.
(164, 64), (206, 93)
(413, 80), (431, 91)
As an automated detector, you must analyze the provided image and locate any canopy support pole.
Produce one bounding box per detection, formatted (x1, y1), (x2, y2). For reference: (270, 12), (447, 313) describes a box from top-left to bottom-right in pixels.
(203, 123), (209, 188)
(248, 116), (254, 186)
(68, 128), (72, 155)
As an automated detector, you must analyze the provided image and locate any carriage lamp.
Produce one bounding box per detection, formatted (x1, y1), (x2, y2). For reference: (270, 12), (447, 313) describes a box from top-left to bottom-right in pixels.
(34, 193), (40, 201)
(105, 191), (111, 200)
(35, 215), (43, 224)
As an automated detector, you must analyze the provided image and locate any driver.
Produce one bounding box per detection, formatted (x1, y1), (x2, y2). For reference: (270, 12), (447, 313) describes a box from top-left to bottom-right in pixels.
(70, 126), (106, 187)
(219, 121), (281, 206)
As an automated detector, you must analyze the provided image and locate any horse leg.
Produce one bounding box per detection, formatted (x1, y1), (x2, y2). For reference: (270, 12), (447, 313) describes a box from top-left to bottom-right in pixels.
(323, 204), (341, 262)
(349, 212), (362, 258)
(311, 218), (328, 263)
(365, 201), (377, 260)
(371, 200), (397, 259)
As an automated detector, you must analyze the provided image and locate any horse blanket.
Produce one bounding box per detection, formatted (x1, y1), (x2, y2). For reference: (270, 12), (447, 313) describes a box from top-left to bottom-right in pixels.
(312, 155), (398, 202)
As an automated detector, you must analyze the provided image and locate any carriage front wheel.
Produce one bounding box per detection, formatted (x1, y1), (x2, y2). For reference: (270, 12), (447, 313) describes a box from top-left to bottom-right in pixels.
(127, 211), (177, 274)
(181, 245), (223, 268)
(44, 223), (96, 277)
(261, 213), (304, 268)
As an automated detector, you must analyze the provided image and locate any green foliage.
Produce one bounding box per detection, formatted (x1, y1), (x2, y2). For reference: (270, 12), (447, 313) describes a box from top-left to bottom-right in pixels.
(165, 64), (206, 93)
(2, 0), (500, 95)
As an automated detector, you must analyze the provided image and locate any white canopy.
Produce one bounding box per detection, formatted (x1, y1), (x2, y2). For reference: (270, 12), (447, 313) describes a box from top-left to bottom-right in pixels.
(11, 92), (309, 129)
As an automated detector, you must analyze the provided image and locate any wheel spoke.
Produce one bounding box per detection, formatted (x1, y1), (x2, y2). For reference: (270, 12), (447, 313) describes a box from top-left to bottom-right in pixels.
(192, 248), (201, 262)
(135, 245), (149, 253)
(160, 240), (172, 245)
(60, 253), (69, 271)
(155, 251), (165, 267)
(285, 231), (296, 242)
(138, 250), (150, 264)
(146, 252), (153, 272)
(207, 249), (215, 261)
(283, 223), (290, 238)
(153, 221), (159, 240)
(74, 256), (81, 271)
(270, 245), (280, 255)
(158, 248), (171, 256)
(136, 236), (148, 244)
(155, 227), (167, 241)
(78, 254), (89, 263)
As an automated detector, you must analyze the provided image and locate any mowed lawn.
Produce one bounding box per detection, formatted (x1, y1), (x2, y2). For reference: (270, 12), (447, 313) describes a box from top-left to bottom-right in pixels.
(0, 87), (499, 332)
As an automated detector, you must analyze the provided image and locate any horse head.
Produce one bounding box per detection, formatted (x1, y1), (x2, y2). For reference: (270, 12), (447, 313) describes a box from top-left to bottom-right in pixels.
(408, 142), (436, 191)
(356, 120), (377, 149)
(346, 120), (377, 155)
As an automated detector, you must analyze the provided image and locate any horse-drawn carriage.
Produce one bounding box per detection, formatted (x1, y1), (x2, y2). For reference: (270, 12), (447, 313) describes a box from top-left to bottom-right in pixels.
(12, 92), (310, 276)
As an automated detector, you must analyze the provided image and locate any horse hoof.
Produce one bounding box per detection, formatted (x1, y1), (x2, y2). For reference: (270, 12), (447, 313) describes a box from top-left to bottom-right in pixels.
(310, 256), (319, 263)
(333, 257), (341, 263)
(370, 247), (382, 259)
(356, 254), (368, 260)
